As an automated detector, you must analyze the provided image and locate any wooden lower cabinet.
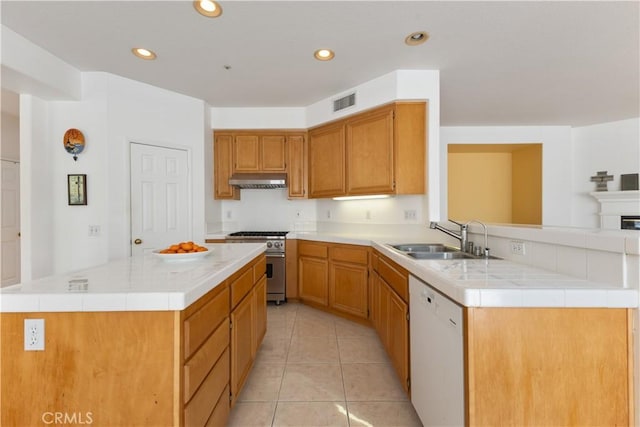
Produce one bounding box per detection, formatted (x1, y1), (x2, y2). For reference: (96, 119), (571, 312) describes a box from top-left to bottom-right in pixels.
(0, 254), (267, 426)
(299, 254), (329, 306)
(371, 256), (410, 395)
(386, 288), (409, 391)
(230, 290), (255, 404)
(253, 275), (267, 355)
(465, 307), (633, 426)
(329, 260), (368, 318)
(298, 240), (370, 320)
(230, 254), (267, 406)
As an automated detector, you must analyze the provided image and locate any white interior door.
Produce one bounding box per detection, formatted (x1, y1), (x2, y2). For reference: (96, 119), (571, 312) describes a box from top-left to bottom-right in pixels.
(130, 143), (190, 255)
(1, 160), (21, 286)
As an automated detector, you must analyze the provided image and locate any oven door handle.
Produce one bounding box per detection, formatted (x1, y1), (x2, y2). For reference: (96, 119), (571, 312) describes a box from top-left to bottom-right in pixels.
(266, 253), (285, 258)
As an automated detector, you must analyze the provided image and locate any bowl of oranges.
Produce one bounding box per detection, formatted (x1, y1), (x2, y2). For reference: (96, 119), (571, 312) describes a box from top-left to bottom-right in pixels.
(152, 241), (211, 261)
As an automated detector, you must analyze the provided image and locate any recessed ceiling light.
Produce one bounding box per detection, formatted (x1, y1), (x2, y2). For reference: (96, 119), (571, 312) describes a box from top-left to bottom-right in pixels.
(193, 0), (222, 17)
(314, 49), (335, 61)
(131, 47), (157, 60)
(405, 31), (429, 46)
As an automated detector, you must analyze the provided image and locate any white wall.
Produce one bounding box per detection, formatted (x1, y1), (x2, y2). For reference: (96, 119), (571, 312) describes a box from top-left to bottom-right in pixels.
(19, 95), (54, 281)
(17, 71), (209, 277)
(104, 73), (208, 261)
(571, 118), (640, 228)
(210, 107), (306, 129)
(440, 126), (573, 227)
(48, 73), (109, 273)
(1, 26), (80, 101)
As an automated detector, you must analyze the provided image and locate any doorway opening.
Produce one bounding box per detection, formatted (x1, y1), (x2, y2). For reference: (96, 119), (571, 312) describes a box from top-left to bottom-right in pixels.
(447, 143), (542, 225)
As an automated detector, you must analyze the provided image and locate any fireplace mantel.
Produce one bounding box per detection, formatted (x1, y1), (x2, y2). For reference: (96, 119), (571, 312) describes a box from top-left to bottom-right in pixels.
(590, 190), (640, 229)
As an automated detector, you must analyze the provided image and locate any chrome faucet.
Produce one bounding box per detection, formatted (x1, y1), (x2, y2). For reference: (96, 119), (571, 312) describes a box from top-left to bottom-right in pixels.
(465, 219), (489, 258)
(430, 219), (490, 257)
(429, 220), (468, 252)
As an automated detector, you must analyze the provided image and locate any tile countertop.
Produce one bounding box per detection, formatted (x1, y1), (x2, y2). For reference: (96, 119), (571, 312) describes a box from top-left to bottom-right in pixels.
(289, 232), (638, 308)
(0, 243), (266, 313)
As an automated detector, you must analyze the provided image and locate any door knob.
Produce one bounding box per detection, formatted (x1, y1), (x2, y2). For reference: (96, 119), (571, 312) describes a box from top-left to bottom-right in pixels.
(134, 238), (143, 245)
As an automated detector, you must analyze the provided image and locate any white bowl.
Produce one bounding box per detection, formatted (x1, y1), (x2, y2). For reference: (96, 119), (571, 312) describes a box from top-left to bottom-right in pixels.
(151, 248), (212, 261)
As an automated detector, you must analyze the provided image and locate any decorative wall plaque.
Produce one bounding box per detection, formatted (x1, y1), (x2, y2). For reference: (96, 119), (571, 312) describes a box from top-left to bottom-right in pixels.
(63, 128), (85, 161)
(68, 174), (87, 205)
(621, 173), (639, 191)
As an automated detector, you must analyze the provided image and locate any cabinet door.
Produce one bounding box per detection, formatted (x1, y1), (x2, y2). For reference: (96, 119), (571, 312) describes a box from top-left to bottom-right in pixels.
(308, 123), (346, 198)
(346, 106), (395, 195)
(370, 271), (381, 331)
(377, 275), (390, 349)
(387, 287), (409, 393)
(253, 275), (267, 356)
(214, 134), (240, 199)
(298, 256), (328, 306)
(287, 135), (306, 199)
(329, 261), (368, 319)
(230, 293), (254, 404)
(261, 135), (286, 171)
(234, 135), (260, 172)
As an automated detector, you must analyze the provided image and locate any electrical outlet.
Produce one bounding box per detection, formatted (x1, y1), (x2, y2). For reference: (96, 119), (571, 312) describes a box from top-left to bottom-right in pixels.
(365, 210), (371, 220)
(88, 225), (100, 237)
(226, 210), (232, 219)
(404, 210), (417, 220)
(296, 211), (301, 218)
(326, 210), (331, 219)
(510, 240), (526, 255)
(24, 319), (45, 351)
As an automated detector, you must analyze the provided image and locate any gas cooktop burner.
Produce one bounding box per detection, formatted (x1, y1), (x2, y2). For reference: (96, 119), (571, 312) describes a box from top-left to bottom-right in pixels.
(226, 231), (289, 238)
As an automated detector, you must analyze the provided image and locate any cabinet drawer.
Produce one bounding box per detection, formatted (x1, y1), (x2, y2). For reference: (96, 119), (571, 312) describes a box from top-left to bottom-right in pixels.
(231, 267), (254, 309)
(184, 317), (229, 403)
(329, 245), (368, 265)
(378, 256), (408, 302)
(184, 286), (229, 358)
(184, 348), (229, 427)
(205, 385), (230, 427)
(253, 255), (267, 283)
(299, 241), (328, 258)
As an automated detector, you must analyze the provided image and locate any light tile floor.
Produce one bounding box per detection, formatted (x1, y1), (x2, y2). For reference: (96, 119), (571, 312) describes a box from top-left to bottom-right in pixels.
(228, 302), (423, 427)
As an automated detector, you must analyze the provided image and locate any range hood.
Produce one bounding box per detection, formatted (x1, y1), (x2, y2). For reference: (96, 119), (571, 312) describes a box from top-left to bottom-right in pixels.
(228, 173), (287, 189)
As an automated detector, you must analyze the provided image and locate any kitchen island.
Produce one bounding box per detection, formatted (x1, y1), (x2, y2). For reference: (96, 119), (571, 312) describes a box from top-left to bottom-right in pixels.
(285, 231), (638, 426)
(1, 243), (266, 426)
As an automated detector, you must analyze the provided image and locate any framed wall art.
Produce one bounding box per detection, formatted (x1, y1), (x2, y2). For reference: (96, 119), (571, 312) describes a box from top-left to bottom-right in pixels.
(68, 174), (87, 205)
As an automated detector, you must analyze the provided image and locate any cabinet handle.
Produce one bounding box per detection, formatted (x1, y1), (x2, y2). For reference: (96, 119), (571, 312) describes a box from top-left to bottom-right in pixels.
(134, 239), (142, 245)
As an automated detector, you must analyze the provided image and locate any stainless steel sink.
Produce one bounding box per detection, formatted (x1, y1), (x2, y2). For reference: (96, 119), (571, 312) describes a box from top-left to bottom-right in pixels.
(407, 251), (475, 260)
(389, 243), (459, 253)
(387, 242), (501, 260)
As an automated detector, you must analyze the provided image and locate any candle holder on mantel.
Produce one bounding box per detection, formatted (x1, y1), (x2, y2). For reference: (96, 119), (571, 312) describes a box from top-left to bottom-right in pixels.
(590, 171), (613, 191)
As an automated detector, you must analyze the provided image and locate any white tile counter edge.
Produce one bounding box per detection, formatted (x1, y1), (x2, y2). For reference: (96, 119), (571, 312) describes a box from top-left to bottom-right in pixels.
(0, 243), (266, 313)
(288, 232), (638, 308)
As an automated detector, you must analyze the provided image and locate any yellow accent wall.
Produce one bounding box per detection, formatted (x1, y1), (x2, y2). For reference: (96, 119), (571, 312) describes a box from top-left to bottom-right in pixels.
(512, 145), (542, 224)
(448, 144), (542, 225)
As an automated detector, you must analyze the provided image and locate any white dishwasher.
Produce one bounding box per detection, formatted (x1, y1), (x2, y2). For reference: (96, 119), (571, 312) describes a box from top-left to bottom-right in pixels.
(409, 275), (464, 426)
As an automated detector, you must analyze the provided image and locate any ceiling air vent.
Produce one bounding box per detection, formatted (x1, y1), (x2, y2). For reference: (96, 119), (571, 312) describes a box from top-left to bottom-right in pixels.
(333, 93), (356, 112)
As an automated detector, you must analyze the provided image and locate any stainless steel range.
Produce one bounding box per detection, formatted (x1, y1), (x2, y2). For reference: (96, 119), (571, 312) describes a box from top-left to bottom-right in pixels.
(225, 231), (288, 304)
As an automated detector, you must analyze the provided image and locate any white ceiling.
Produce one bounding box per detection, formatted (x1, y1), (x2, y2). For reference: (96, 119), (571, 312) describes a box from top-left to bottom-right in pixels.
(1, 1), (638, 126)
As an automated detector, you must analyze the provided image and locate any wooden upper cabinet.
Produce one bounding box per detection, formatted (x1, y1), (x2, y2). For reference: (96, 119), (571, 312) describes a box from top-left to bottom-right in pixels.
(308, 122), (346, 198)
(346, 105), (395, 195)
(261, 135), (287, 171)
(214, 133), (240, 200)
(307, 101), (426, 199)
(234, 134), (286, 173)
(234, 135), (261, 171)
(287, 134), (307, 199)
